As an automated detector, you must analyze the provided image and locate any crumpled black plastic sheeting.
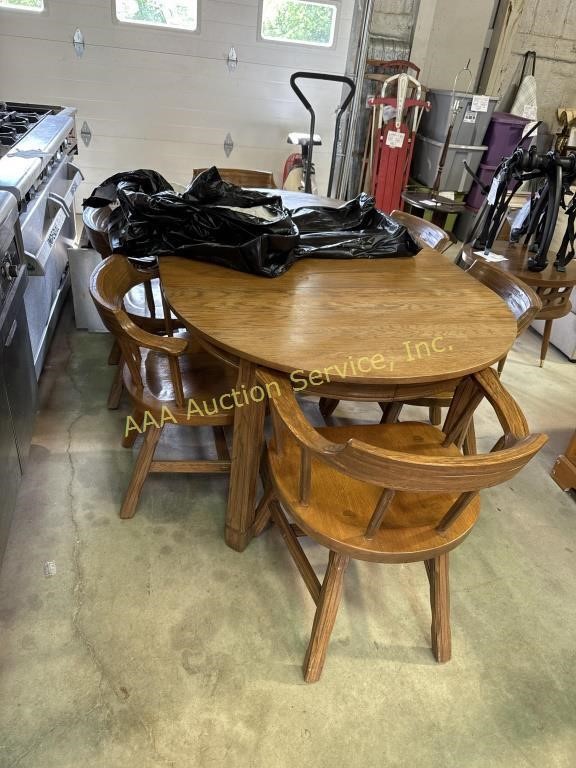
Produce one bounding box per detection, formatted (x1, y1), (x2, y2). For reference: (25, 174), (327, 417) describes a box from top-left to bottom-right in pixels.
(83, 167), (418, 277)
(83, 169), (173, 208)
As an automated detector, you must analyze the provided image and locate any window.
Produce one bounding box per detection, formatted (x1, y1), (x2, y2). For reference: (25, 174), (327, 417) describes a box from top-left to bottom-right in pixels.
(0, 0), (44, 11)
(260, 0), (337, 47)
(115, 0), (197, 31)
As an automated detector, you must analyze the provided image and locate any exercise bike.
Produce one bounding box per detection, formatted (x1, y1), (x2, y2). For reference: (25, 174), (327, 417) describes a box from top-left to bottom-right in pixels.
(283, 71), (355, 197)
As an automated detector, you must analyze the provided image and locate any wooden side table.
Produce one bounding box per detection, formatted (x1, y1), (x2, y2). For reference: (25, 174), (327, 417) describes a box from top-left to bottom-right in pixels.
(461, 241), (576, 366)
(401, 190), (466, 231)
(551, 430), (576, 492)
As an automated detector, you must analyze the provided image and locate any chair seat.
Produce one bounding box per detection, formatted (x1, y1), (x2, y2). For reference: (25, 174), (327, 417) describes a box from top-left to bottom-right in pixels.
(268, 422), (480, 563)
(123, 341), (237, 423)
(125, 278), (174, 319)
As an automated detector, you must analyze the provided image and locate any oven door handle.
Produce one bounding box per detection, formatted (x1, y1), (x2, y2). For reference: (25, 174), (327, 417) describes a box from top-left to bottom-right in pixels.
(48, 163), (84, 218)
(24, 204), (69, 278)
(48, 192), (72, 219)
(23, 162), (83, 278)
(24, 252), (46, 277)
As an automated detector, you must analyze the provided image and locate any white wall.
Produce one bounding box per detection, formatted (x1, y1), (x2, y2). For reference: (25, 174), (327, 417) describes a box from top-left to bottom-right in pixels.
(0, 0), (354, 199)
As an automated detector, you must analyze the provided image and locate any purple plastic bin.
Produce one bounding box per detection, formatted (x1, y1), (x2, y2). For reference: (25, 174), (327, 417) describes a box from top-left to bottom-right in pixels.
(466, 163), (498, 210)
(465, 159), (523, 210)
(482, 112), (531, 165)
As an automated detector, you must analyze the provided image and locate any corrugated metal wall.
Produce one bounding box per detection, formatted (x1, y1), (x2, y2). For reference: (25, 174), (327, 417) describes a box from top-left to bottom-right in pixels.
(0, 0), (354, 198)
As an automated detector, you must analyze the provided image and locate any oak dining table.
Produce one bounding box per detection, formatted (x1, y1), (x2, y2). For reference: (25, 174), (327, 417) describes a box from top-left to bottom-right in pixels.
(159, 191), (517, 552)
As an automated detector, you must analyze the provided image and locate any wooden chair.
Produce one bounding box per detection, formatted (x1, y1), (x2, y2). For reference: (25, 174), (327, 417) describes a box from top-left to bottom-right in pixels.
(398, 260), (542, 435)
(533, 285), (573, 367)
(551, 428), (576, 491)
(319, 260), (542, 436)
(90, 255), (237, 519)
(390, 209), (451, 252)
(83, 206), (187, 410)
(193, 168), (276, 189)
(256, 367), (547, 682)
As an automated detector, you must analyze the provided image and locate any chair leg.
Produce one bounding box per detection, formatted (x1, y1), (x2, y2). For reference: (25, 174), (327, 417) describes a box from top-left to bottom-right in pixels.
(303, 550), (350, 683)
(108, 339), (121, 366)
(120, 426), (162, 519)
(253, 485), (274, 537)
(319, 397), (339, 420)
(212, 426), (230, 461)
(107, 361), (124, 410)
(271, 500), (320, 603)
(497, 354), (507, 376)
(540, 319), (553, 367)
(462, 418), (476, 455)
(122, 409), (143, 448)
(144, 280), (156, 318)
(430, 406), (442, 426)
(427, 552), (451, 663)
(379, 402), (403, 424)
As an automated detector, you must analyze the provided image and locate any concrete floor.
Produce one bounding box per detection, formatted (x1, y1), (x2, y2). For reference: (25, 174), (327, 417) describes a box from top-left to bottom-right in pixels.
(1, 300), (575, 768)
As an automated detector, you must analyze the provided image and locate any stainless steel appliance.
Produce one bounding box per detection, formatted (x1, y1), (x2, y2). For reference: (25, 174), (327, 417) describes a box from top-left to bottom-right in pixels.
(0, 100), (80, 567)
(0, 189), (37, 564)
(0, 101), (82, 376)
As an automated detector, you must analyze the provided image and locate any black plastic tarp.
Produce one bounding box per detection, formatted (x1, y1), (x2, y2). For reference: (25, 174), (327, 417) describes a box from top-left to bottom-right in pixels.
(83, 167), (418, 277)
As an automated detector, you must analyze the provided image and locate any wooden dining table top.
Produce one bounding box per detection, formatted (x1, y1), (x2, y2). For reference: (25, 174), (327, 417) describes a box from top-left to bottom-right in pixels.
(160, 248), (517, 386)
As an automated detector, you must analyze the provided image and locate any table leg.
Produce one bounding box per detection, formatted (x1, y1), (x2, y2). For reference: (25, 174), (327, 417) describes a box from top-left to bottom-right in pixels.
(540, 319), (553, 368)
(409, 205), (424, 218)
(225, 359), (266, 551)
(430, 210), (448, 229)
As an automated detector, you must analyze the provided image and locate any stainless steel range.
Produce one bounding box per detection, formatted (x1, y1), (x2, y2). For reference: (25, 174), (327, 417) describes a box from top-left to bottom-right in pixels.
(0, 101), (83, 376)
(0, 189), (37, 564)
(0, 101), (81, 566)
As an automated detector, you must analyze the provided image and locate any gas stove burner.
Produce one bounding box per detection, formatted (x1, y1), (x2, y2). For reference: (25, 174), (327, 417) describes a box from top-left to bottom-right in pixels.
(0, 114), (29, 128)
(0, 127), (18, 140)
(0, 103), (54, 158)
(0, 101), (78, 202)
(0, 110), (42, 125)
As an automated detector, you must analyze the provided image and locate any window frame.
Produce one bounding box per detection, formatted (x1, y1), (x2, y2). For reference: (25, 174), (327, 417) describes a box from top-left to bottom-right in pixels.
(0, 0), (45, 14)
(112, 0), (200, 35)
(257, 0), (340, 49)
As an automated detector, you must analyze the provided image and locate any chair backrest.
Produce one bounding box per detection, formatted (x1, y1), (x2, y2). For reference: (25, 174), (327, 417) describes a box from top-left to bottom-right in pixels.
(390, 209), (451, 252)
(83, 206), (113, 258)
(193, 168), (276, 189)
(259, 367), (546, 535)
(466, 259), (542, 335)
(83, 204), (164, 321)
(90, 256), (188, 404)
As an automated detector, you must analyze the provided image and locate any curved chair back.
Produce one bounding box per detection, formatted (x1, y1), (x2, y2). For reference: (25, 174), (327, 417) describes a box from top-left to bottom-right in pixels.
(466, 259), (542, 335)
(193, 168), (276, 189)
(390, 209), (451, 252)
(83, 205), (113, 257)
(90, 256), (187, 404)
(83, 204), (166, 322)
(259, 367), (546, 534)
